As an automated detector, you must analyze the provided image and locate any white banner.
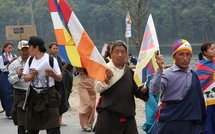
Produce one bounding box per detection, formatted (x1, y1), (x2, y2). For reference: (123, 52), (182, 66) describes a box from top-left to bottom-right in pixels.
(125, 11), (132, 38)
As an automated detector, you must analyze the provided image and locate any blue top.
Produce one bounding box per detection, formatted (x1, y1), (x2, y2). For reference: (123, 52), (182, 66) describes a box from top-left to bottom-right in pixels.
(157, 71), (206, 124)
(150, 64), (192, 101)
(0, 52), (17, 72)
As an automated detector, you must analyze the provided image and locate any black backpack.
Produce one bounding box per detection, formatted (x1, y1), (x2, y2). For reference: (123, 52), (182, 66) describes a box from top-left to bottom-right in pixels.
(28, 55), (57, 90)
(28, 55), (54, 68)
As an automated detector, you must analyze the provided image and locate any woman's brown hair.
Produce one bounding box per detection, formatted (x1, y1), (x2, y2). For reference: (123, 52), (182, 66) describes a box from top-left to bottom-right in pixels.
(48, 42), (58, 49)
(2, 42), (13, 54)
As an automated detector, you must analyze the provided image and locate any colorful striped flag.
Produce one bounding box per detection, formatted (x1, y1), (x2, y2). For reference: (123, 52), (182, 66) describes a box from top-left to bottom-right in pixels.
(196, 60), (215, 91)
(134, 14), (159, 86)
(48, 0), (107, 82)
(48, 0), (81, 67)
(196, 59), (215, 106)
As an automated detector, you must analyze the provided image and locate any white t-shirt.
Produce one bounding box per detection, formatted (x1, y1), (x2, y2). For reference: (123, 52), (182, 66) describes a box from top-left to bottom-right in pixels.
(23, 53), (61, 93)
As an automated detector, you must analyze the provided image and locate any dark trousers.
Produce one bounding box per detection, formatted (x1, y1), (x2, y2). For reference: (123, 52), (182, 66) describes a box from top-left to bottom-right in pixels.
(26, 127), (60, 134)
(152, 120), (200, 134)
(95, 110), (138, 134)
(0, 72), (13, 116)
(18, 126), (25, 134)
(204, 105), (215, 134)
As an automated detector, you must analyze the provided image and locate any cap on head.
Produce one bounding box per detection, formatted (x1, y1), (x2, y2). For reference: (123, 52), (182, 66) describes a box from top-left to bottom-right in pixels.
(28, 36), (45, 47)
(172, 39), (192, 56)
(18, 40), (29, 50)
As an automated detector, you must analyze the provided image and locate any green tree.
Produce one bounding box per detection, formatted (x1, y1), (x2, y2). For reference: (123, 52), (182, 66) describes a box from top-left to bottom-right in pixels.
(126, 0), (151, 52)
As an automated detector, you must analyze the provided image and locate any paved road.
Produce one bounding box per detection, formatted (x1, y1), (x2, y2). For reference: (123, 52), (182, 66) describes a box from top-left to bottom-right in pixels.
(0, 111), (145, 134)
(0, 111), (94, 134)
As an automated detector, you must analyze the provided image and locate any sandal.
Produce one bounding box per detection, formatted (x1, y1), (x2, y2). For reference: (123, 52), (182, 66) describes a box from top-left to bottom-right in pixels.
(7, 116), (12, 119)
(83, 127), (92, 132)
(60, 123), (67, 126)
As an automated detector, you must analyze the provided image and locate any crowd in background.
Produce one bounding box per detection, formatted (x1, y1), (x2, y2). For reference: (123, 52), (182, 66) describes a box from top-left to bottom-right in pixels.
(0, 37), (215, 134)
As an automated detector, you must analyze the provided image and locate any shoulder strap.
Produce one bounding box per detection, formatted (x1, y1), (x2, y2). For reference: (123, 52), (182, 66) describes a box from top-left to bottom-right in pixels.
(12, 54), (16, 58)
(56, 55), (62, 70)
(28, 55), (54, 68)
(28, 56), (34, 67)
(49, 55), (54, 68)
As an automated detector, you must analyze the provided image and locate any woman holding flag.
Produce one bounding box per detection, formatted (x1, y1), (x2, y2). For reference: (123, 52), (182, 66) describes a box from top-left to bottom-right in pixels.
(196, 42), (215, 134)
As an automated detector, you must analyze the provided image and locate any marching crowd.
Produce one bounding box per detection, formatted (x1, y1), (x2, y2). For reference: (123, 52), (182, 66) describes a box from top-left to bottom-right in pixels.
(0, 36), (214, 134)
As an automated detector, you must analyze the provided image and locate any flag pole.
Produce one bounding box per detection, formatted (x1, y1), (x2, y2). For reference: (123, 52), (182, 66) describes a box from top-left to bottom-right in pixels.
(125, 11), (131, 54)
(17, 19), (22, 40)
(127, 37), (129, 54)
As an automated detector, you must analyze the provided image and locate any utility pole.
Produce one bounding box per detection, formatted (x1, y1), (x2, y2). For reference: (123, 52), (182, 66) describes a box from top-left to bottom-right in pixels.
(29, 0), (35, 25)
(17, 19), (22, 40)
(125, 0), (131, 54)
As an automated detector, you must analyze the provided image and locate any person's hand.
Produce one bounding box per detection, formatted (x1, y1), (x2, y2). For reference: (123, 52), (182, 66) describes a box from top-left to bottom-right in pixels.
(7, 57), (18, 69)
(10, 57), (17, 63)
(155, 51), (164, 71)
(140, 85), (147, 94)
(18, 68), (23, 78)
(45, 69), (55, 77)
(105, 68), (113, 84)
(30, 69), (38, 78)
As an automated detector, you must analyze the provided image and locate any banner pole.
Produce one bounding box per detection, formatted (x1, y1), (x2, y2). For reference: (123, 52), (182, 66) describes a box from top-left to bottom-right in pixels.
(127, 37), (129, 54)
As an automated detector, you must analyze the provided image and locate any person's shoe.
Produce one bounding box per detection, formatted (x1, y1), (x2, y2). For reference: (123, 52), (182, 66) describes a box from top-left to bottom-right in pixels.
(7, 116), (12, 119)
(0, 110), (4, 114)
(83, 127), (92, 132)
(60, 123), (67, 126)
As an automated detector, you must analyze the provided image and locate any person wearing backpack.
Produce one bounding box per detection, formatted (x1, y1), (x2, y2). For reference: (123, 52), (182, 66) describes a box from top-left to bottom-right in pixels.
(49, 42), (69, 126)
(0, 42), (17, 119)
(61, 62), (73, 102)
(23, 36), (62, 134)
